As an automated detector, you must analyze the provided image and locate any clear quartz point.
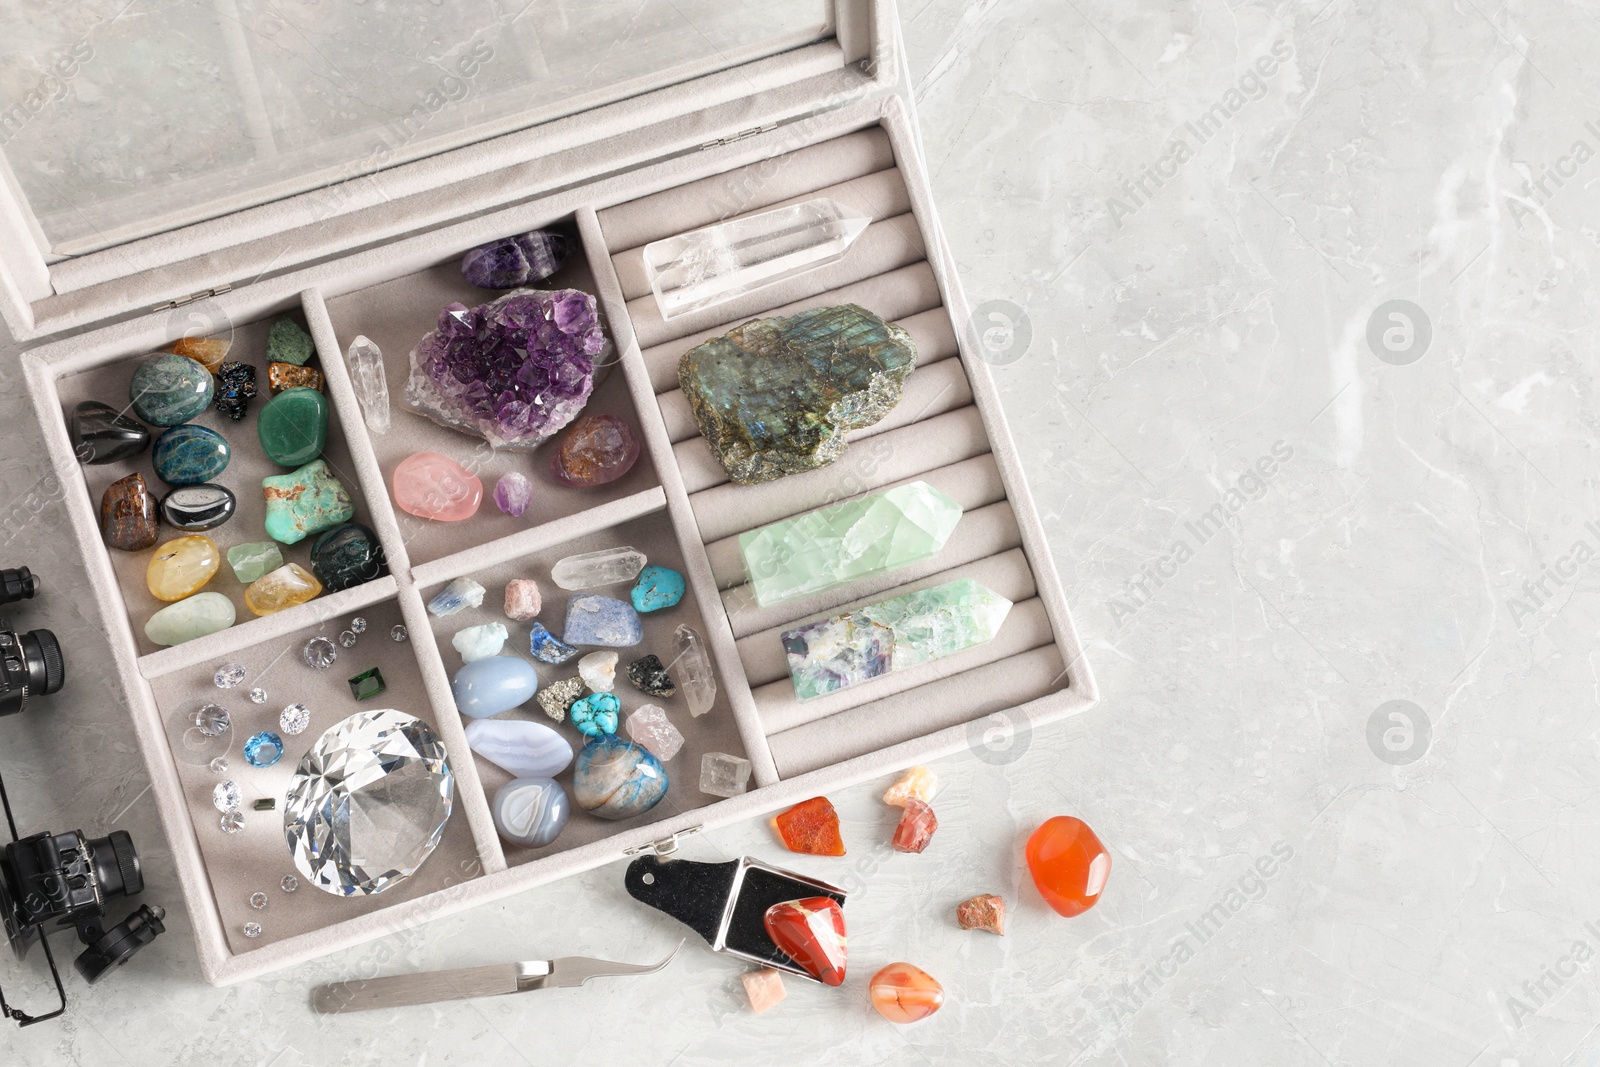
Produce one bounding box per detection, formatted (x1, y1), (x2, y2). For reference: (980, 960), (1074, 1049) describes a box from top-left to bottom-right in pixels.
(643, 198), (871, 320)
(551, 546), (646, 590)
(345, 335), (390, 433)
(671, 624), (716, 717)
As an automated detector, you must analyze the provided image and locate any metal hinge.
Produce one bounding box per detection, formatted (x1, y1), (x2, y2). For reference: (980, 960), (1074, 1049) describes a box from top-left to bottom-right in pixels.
(622, 825), (703, 857)
(700, 124), (777, 150)
(151, 284), (232, 312)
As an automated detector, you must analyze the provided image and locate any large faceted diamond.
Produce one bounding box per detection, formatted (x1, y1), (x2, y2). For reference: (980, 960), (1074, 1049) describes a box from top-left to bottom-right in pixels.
(740, 481), (963, 607)
(284, 710), (454, 896)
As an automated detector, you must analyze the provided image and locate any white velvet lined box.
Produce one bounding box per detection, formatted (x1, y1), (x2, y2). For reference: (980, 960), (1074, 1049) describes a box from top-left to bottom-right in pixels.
(12, 2), (1097, 985)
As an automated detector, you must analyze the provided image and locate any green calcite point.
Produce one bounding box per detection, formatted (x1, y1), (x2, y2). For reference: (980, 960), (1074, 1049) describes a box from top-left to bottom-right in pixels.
(783, 578), (1011, 701)
(267, 317), (316, 366)
(227, 540), (284, 583)
(144, 591), (237, 646)
(262, 459), (354, 545)
(257, 387), (328, 466)
(741, 481), (962, 607)
(678, 304), (916, 485)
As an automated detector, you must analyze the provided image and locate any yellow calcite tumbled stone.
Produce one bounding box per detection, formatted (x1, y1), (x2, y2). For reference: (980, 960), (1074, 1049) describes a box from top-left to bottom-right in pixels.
(146, 535), (221, 602)
(244, 562), (323, 616)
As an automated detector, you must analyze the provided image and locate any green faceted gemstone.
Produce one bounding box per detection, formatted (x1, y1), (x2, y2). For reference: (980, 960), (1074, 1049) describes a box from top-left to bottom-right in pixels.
(257, 387), (328, 467)
(227, 540), (284, 583)
(267, 317), (316, 366)
(740, 480), (962, 607)
(679, 304), (916, 484)
(347, 667), (386, 700)
(144, 591), (237, 647)
(262, 459), (354, 545)
(782, 578), (1011, 700)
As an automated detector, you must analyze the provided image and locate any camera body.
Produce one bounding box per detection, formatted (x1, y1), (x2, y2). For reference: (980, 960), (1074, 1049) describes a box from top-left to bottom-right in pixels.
(0, 567), (64, 716)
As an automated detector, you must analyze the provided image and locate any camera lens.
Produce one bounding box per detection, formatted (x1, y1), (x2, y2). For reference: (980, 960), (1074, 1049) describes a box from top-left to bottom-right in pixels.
(0, 567), (36, 606)
(18, 628), (64, 698)
(87, 831), (142, 900)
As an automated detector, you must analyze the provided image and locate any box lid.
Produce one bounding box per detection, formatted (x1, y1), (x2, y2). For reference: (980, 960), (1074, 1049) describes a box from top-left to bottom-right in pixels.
(0, 0), (896, 341)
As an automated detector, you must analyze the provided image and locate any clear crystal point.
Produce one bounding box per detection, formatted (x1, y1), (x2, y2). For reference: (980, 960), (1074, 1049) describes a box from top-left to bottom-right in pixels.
(345, 334), (390, 433)
(551, 546), (646, 590)
(284, 710), (454, 897)
(644, 198), (871, 320)
(671, 624), (716, 717)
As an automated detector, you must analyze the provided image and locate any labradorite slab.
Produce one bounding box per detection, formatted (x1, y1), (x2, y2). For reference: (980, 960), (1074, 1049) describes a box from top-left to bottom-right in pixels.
(129, 353), (214, 426)
(71, 401), (149, 464)
(309, 521), (388, 592)
(152, 424), (231, 486)
(159, 483), (236, 531)
(678, 304), (917, 485)
(262, 459), (354, 544)
(257, 387), (328, 467)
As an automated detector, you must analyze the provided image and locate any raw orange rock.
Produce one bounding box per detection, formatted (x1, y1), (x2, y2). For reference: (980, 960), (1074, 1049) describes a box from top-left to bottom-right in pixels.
(740, 968), (787, 1013)
(882, 765), (937, 807)
(772, 796), (845, 856)
(955, 893), (1006, 935)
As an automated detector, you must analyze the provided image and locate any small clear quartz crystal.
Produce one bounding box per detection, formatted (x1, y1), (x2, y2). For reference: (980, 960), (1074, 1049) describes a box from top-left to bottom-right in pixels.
(551, 546), (646, 590)
(643, 198), (871, 320)
(302, 636), (337, 669)
(672, 624), (717, 717)
(345, 335), (390, 433)
(214, 663), (246, 689)
(699, 751), (751, 797)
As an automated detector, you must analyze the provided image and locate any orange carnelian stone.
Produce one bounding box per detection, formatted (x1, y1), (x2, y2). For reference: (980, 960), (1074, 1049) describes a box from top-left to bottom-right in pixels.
(1026, 815), (1111, 917)
(869, 962), (944, 1023)
(772, 796), (845, 856)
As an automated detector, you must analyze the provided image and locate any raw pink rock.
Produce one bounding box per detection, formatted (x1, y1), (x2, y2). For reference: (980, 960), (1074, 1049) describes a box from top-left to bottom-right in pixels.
(393, 451), (482, 520)
(504, 579), (542, 620)
(741, 968), (787, 1014)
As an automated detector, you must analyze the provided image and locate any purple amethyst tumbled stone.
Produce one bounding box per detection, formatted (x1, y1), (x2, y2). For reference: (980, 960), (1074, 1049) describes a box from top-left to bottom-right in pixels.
(461, 230), (570, 289)
(404, 288), (610, 450)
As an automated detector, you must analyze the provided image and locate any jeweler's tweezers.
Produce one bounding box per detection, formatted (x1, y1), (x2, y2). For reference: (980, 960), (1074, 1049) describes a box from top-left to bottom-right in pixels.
(310, 942), (680, 1014)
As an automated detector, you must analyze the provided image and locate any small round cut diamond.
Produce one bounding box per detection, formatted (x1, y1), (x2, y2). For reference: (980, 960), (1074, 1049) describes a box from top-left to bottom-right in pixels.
(279, 703), (311, 736)
(194, 703), (231, 738)
(302, 636), (337, 669)
(338, 630), (357, 648)
(212, 780), (241, 813)
(249, 892), (268, 910)
(248, 688), (267, 704)
(350, 617), (368, 634)
(242, 922), (261, 939)
(209, 756), (229, 774)
(391, 624), (408, 642)
(281, 875), (298, 893)
(214, 663), (247, 689)
(220, 811), (245, 834)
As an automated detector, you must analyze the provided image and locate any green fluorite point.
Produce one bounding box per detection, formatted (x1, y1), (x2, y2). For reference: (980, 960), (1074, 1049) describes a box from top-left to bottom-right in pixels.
(679, 304), (916, 485)
(740, 481), (963, 607)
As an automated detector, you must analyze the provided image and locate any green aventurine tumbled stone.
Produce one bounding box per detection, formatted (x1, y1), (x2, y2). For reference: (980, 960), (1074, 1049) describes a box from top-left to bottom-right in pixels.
(227, 540), (283, 583)
(144, 591), (236, 647)
(262, 459), (354, 545)
(740, 481), (963, 607)
(678, 304), (916, 485)
(257, 387), (328, 466)
(267, 317), (316, 366)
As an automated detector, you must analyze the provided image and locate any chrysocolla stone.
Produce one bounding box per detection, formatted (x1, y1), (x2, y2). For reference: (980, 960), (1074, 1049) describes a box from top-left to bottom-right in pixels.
(227, 541), (283, 583)
(268, 362), (323, 394)
(572, 734), (667, 820)
(678, 304), (917, 484)
(213, 361), (257, 420)
(257, 387), (328, 467)
(461, 229), (570, 289)
(452, 622), (508, 662)
(147, 534), (221, 601)
(569, 692), (620, 737)
(309, 522), (388, 592)
(129, 353), (214, 426)
(528, 622), (580, 664)
(100, 472), (159, 551)
(626, 654), (676, 698)
(740, 481), (963, 608)
(262, 460), (354, 544)
(451, 655), (538, 718)
(144, 591), (235, 646)
(563, 594), (643, 647)
(152, 424), (231, 486)
(630, 565), (685, 613)
(464, 718), (573, 778)
(404, 289), (608, 450)
(71, 401), (149, 464)
(427, 576), (484, 616)
(782, 578), (1012, 700)
(160, 483), (235, 531)
(550, 414), (640, 487)
(491, 777), (569, 849)
(267, 317), (315, 366)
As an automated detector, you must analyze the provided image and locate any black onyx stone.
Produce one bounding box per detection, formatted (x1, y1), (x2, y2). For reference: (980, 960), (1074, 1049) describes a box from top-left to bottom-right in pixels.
(626, 654), (677, 698)
(214, 361), (257, 420)
(71, 401), (149, 464)
(159, 483), (236, 531)
(310, 521), (388, 592)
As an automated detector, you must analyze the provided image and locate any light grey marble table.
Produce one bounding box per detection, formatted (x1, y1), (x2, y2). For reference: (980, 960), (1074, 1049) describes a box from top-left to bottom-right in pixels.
(2, 1), (1593, 1064)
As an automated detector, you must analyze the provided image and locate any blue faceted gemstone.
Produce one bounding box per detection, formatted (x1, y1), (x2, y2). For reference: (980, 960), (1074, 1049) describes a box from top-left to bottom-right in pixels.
(153, 424), (231, 486)
(572, 734), (667, 820)
(562, 594), (644, 648)
(630, 565), (685, 613)
(129, 353), (215, 426)
(528, 622), (580, 664)
(452, 655), (538, 718)
(569, 692), (620, 737)
(243, 730), (285, 768)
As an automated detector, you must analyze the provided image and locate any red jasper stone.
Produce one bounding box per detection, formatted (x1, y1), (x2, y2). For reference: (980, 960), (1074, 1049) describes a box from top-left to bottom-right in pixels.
(772, 796), (846, 856)
(891, 798), (938, 853)
(763, 896), (847, 987)
(1025, 815), (1111, 917)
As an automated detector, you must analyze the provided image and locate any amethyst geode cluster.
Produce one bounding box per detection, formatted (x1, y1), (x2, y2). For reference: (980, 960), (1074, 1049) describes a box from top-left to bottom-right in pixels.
(404, 288), (610, 450)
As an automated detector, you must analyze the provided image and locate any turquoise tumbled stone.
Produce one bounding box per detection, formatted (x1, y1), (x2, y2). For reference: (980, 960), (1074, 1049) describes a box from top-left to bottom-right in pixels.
(144, 591), (236, 646)
(152, 424), (231, 486)
(262, 459), (354, 544)
(257, 387), (328, 467)
(572, 734), (667, 820)
(630, 565), (685, 613)
(129, 353), (215, 426)
(569, 692), (620, 737)
(451, 655), (538, 718)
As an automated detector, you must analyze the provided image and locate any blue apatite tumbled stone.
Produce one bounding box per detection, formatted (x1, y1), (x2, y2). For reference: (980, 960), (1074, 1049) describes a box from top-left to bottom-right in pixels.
(569, 692), (620, 737)
(129, 353), (214, 426)
(630, 565), (685, 613)
(563, 594), (643, 648)
(572, 734), (667, 820)
(452, 655), (538, 718)
(152, 424), (231, 486)
(528, 622), (580, 664)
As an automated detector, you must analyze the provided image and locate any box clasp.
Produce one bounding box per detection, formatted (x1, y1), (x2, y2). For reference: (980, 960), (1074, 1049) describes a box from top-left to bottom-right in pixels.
(622, 824), (703, 857)
(151, 284), (233, 312)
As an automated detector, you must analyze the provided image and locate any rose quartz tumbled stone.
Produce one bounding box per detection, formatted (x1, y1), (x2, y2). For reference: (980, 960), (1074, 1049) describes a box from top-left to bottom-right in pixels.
(393, 451), (482, 520)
